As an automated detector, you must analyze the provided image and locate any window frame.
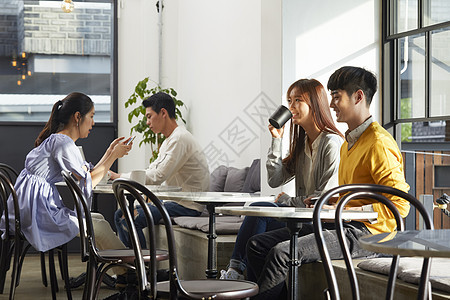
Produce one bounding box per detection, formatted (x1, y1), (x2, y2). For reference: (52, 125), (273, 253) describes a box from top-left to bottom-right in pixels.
(382, 0), (450, 131)
(0, 0), (118, 128)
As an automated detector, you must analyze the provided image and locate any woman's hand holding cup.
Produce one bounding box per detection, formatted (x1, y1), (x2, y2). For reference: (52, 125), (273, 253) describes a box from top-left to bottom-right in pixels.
(269, 124), (284, 138)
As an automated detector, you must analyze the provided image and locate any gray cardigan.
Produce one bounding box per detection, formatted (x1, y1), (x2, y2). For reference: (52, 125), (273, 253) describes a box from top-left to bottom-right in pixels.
(266, 131), (343, 207)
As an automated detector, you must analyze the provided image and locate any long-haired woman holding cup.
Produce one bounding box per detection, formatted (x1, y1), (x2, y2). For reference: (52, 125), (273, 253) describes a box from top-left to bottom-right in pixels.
(220, 79), (344, 282)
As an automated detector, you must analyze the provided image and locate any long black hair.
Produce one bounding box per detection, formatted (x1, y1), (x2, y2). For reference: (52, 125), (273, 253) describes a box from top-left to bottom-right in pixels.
(283, 79), (343, 174)
(35, 92), (94, 147)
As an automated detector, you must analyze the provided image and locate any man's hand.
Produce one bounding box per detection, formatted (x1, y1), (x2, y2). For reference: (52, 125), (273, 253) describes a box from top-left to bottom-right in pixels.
(304, 196), (340, 208)
(275, 192), (286, 203)
(303, 196), (315, 208)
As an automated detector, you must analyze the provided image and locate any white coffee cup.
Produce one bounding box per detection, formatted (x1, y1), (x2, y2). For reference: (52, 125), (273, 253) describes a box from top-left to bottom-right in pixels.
(98, 170), (111, 185)
(130, 169), (146, 185)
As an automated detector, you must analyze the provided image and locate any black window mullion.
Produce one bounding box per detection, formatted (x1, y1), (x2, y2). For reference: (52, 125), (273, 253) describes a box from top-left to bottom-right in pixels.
(418, 0), (424, 29)
(395, 38), (400, 122)
(383, 0), (389, 43)
(386, 21), (450, 41)
(425, 31), (431, 119)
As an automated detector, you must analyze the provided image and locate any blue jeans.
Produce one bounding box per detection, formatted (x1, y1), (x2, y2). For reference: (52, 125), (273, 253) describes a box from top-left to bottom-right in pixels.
(114, 201), (201, 248)
(228, 201), (286, 273)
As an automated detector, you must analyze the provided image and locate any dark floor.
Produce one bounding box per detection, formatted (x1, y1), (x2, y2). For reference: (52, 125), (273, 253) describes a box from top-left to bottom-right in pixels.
(0, 253), (120, 300)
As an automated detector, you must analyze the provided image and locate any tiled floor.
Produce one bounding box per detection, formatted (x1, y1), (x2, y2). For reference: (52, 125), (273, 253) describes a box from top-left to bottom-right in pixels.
(0, 253), (121, 300)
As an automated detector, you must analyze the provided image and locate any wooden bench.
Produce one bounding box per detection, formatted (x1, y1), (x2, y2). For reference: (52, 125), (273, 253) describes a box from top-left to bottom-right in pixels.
(300, 259), (450, 299)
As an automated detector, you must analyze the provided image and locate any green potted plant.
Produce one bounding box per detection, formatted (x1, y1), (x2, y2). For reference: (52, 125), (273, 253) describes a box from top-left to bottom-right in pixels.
(125, 77), (186, 162)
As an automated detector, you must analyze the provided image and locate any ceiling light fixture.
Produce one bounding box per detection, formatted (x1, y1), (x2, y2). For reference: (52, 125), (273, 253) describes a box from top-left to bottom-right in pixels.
(61, 0), (74, 13)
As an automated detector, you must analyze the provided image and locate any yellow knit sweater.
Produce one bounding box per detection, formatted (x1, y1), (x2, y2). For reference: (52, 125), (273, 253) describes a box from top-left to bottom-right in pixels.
(339, 122), (410, 234)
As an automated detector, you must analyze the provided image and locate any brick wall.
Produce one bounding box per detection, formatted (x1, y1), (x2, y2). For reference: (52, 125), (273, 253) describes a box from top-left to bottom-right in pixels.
(21, 1), (111, 56)
(0, 0), (24, 56)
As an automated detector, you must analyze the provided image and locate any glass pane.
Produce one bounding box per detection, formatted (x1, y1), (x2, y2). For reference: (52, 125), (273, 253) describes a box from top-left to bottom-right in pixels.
(424, 0), (450, 26)
(394, 0), (418, 34)
(400, 121), (448, 143)
(430, 28), (450, 117)
(399, 34), (425, 119)
(0, 0), (113, 122)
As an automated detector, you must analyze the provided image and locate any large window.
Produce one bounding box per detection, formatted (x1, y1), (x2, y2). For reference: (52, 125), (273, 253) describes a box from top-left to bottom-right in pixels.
(383, 0), (450, 231)
(0, 0), (116, 122)
(382, 0), (450, 144)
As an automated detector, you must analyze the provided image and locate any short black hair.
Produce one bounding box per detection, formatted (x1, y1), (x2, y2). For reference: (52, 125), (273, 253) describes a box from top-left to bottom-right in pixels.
(327, 66), (377, 105)
(142, 92), (176, 118)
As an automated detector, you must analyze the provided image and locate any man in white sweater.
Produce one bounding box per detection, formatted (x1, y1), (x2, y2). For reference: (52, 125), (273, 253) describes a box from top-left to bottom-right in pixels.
(110, 92), (210, 248)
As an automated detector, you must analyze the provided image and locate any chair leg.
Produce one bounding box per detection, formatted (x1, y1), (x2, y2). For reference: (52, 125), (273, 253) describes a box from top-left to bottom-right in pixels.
(48, 249), (58, 300)
(58, 250), (64, 279)
(93, 268), (107, 300)
(15, 243), (31, 288)
(0, 240), (11, 294)
(83, 257), (98, 300)
(9, 239), (23, 299)
(60, 244), (72, 300)
(41, 252), (48, 287)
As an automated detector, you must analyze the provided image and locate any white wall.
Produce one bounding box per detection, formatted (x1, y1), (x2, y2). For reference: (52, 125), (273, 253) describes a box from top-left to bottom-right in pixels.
(283, 0), (381, 131)
(117, 0), (282, 193)
(117, 0), (160, 171)
(280, 0), (381, 196)
(116, 0), (381, 195)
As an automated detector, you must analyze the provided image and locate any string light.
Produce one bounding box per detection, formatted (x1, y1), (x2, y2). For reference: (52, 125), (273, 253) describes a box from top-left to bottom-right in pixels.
(61, 0), (74, 13)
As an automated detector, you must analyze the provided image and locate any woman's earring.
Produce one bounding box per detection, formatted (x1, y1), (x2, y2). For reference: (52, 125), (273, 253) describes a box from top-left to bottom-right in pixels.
(77, 122), (79, 127)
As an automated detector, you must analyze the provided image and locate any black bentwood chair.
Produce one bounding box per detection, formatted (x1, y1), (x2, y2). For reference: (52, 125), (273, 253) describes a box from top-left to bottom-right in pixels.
(0, 166), (72, 300)
(0, 163), (19, 294)
(61, 170), (169, 300)
(313, 184), (433, 300)
(112, 178), (259, 300)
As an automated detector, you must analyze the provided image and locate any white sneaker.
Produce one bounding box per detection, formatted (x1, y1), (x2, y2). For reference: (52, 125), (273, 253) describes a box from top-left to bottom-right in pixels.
(220, 269), (245, 280)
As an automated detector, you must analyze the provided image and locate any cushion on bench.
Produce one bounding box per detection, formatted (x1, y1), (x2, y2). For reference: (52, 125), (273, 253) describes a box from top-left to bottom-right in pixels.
(172, 216), (243, 234)
(209, 159), (260, 193)
(358, 257), (450, 293)
(174, 159), (261, 235)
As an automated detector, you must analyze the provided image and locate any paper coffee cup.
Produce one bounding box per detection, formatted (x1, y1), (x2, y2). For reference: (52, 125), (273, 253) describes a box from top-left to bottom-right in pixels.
(269, 105), (292, 129)
(130, 170), (146, 185)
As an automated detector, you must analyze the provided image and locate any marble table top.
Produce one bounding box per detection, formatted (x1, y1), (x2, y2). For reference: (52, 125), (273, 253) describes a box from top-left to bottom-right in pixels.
(359, 229), (450, 258)
(154, 192), (274, 203)
(92, 183), (182, 194)
(216, 206), (378, 220)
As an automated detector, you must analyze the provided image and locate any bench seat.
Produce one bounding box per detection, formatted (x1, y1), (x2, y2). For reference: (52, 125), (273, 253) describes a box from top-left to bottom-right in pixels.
(154, 224), (450, 299)
(300, 259), (450, 299)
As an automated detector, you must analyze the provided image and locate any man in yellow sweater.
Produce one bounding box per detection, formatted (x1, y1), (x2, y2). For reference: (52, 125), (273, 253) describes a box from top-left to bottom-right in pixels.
(327, 66), (410, 234)
(246, 66), (410, 299)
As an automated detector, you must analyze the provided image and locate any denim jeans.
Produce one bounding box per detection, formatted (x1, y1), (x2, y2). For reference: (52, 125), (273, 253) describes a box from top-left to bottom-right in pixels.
(229, 201), (286, 273)
(114, 201), (201, 248)
(246, 221), (373, 300)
